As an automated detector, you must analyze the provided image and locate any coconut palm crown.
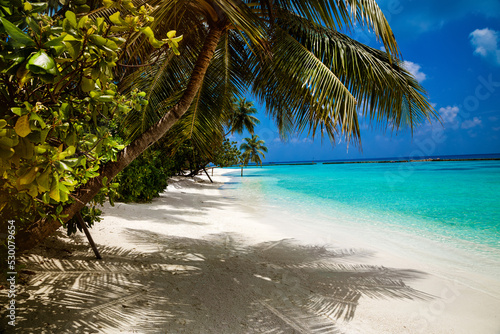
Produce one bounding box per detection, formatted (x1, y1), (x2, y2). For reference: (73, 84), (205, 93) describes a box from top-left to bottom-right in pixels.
(240, 135), (268, 166)
(227, 98), (261, 135)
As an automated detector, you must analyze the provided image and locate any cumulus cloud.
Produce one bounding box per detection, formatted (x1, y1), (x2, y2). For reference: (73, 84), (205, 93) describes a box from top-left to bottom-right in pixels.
(435, 106), (484, 131)
(289, 137), (313, 144)
(461, 117), (482, 129)
(403, 61), (427, 83)
(439, 106), (459, 123)
(470, 28), (500, 65)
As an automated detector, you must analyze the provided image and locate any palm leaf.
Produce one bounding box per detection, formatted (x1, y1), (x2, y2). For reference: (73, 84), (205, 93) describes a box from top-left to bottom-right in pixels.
(250, 29), (359, 142)
(278, 11), (436, 128)
(271, 0), (399, 56)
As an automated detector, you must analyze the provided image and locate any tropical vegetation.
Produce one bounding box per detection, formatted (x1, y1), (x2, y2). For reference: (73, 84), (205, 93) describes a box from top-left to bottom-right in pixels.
(0, 0), (181, 246)
(1, 0), (436, 251)
(240, 135), (268, 175)
(114, 147), (174, 203)
(226, 98), (260, 136)
(241, 135), (267, 163)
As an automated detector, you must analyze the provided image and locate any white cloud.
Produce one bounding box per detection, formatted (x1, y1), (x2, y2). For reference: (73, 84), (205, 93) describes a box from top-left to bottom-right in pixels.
(439, 106), (459, 123)
(468, 130), (478, 138)
(375, 134), (390, 142)
(493, 126), (500, 131)
(461, 117), (482, 129)
(470, 28), (500, 65)
(403, 61), (427, 83)
(489, 116), (499, 122)
(288, 137), (313, 144)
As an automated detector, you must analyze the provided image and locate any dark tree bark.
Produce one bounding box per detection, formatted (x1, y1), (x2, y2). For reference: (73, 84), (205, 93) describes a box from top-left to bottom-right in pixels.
(17, 23), (225, 252)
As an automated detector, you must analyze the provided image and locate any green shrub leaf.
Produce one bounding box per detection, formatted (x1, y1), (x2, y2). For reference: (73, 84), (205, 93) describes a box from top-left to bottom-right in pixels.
(27, 51), (57, 75)
(14, 114), (31, 137)
(0, 17), (36, 48)
(65, 11), (77, 29)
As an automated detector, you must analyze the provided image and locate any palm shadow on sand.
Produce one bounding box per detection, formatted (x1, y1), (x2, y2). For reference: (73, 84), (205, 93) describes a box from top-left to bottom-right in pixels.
(3, 229), (432, 333)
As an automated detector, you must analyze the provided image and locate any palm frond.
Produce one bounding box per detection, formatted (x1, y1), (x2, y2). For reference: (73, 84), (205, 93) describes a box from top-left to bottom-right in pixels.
(271, 0), (399, 56)
(250, 28), (359, 143)
(240, 135), (268, 165)
(278, 11), (437, 130)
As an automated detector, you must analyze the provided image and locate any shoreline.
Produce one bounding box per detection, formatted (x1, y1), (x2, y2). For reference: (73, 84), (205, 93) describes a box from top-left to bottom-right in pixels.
(5, 169), (500, 333)
(231, 156), (500, 167)
(323, 157), (500, 164)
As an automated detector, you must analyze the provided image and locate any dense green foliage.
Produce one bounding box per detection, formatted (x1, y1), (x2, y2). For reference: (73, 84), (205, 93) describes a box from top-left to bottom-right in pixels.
(122, 0), (435, 153)
(112, 137), (242, 203)
(0, 1), (179, 235)
(212, 139), (242, 168)
(115, 147), (174, 202)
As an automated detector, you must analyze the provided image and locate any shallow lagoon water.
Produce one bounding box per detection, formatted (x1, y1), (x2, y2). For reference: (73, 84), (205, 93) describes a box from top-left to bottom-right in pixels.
(223, 160), (500, 289)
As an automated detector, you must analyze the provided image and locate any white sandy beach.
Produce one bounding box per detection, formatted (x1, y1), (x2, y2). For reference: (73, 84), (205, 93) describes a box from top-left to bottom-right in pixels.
(6, 168), (500, 333)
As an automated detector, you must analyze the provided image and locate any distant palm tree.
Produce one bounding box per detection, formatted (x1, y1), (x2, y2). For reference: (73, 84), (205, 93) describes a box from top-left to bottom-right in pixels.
(240, 135), (268, 176)
(227, 98), (261, 135)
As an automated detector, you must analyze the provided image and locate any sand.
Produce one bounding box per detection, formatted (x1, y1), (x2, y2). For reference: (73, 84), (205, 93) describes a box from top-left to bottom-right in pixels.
(2, 169), (500, 333)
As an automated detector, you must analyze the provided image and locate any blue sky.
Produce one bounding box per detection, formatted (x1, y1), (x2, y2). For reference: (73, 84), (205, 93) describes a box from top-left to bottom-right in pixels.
(230, 0), (500, 162)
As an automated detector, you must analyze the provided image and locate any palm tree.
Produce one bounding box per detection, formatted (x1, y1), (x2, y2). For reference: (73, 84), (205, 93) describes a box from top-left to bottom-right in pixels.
(20, 0), (438, 250)
(227, 98), (260, 135)
(240, 135), (268, 175)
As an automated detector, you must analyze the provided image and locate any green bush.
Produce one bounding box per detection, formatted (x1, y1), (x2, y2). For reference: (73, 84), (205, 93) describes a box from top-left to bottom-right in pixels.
(115, 148), (174, 202)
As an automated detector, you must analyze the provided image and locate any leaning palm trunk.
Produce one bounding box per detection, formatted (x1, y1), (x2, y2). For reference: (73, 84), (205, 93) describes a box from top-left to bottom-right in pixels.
(16, 24), (225, 251)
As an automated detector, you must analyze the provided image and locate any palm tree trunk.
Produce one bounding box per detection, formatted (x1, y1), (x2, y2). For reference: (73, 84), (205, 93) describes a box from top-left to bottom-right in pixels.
(17, 24), (225, 252)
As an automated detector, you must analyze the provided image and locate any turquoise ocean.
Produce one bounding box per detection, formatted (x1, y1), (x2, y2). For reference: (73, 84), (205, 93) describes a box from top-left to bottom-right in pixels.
(223, 155), (500, 283)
